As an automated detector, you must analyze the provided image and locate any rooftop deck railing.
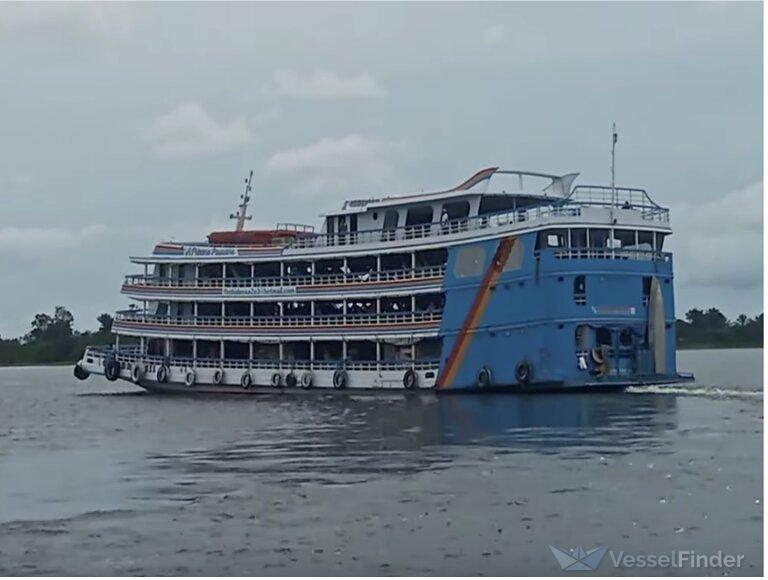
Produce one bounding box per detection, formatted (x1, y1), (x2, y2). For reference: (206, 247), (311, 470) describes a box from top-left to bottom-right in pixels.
(158, 194), (669, 254)
(123, 265), (446, 290)
(114, 310), (443, 328)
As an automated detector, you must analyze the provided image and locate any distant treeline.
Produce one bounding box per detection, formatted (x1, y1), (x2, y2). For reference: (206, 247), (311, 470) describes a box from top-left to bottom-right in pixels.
(0, 305), (763, 366)
(0, 307), (115, 366)
(676, 308), (763, 349)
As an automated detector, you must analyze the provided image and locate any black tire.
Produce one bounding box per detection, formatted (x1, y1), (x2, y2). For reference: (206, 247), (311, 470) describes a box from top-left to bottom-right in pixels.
(476, 366), (492, 389)
(590, 348), (604, 365)
(300, 372), (313, 389)
(270, 372), (282, 387)
(285, 373), (298, 388)
(241, 371), (253, 389)
(213, 368), (225, 385)
(184, 370), (196, 388)
(515, 361), (532, 384)
(403, 369), (418, 390)
(73, 364), (89, 381)
(131, 364), (144, 384)
(333, 369), (348, 389)
(157, 365), (169, 383)
(104, 359), (120, 382)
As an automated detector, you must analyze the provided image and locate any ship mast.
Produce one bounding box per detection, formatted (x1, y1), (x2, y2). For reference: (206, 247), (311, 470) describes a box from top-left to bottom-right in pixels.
(230, 171), (253, 232)
(611, 122), (617, 208)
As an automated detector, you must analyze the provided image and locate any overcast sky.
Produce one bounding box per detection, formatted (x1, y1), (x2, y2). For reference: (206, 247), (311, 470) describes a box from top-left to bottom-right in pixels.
(0, 2), (762, 338)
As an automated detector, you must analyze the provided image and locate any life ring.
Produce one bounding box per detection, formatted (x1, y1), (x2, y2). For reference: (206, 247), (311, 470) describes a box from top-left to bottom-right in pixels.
(285, 372), (298, 388)
(270, 372), (282, 388)
(131, 363), (145, 384)
(213, 368), (225, 385)
(104, 359), (120, 382)
(300, 372), (313, 389)
(184, 369), (196, 388)
(156, 365), (169, 383)
(241, 371), (253, 389)
(476, 366), (493, 388)
(515, 361), (532, 384)
(73, 364), (90, 381)
(333, 369), (348, 389)
(590, 347), (605, 365)
(403, 368), (418, 390)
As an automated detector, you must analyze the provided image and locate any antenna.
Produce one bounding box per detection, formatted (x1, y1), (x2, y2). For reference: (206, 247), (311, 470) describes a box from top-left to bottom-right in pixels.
(229, 170), (254, 232)
(611, 122), (618, 208)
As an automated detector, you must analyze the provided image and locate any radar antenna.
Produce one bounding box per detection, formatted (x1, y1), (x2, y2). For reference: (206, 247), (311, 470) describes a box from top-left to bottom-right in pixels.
(230, 171), (253, 231)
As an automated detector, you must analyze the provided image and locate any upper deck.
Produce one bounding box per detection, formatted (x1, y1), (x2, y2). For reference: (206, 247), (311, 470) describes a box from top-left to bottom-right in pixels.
(131, 169), (671, 264)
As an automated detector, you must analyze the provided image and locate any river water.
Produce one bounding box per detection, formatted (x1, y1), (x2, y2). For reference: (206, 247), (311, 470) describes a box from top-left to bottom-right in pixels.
(0, 349), (762, 575)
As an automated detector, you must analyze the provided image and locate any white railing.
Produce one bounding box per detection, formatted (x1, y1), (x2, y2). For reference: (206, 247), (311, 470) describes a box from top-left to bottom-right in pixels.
(123, 265), (445, 290)
(114, 310), (443, 328)
(566, 186), (669, 222)
(96, 348), (439, 372)
(288, 205), (583, 250)
(545, 248), (671, 262)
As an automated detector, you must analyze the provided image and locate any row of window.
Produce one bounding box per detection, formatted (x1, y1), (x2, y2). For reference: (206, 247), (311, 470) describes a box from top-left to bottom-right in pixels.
(152, 294), (446, 317)
(536, 228), (665, 251)
(144, 338), (443, 362)
(153, 249), (448, 280)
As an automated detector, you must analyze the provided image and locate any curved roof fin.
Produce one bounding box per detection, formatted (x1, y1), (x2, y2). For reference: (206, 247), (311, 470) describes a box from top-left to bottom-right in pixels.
(543, 172), (580, 197)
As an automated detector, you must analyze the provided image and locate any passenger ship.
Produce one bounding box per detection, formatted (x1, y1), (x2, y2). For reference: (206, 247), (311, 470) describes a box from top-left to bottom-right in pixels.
(75, 166), (692, 393)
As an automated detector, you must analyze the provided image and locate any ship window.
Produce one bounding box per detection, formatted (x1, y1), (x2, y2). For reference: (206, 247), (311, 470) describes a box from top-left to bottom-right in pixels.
(415, 248), (448, 267)
(253, 262), (280, 278)
(454, 245), (486, 278)
(171, 339), (193, 358)
(372, 212), (378, 220)
(315, 259), (344, 276)
(381, 296), (411, 313)
(147, 338), (164, 357)
(415, 338), (443, 360)
(225, 263), (250, 279)
(571, 228), (587, 248)
(589, 228), (610, 248)
(655, 232), (666, 251)
(224, 341), (249, 360)
(347, 340), (376, 361)
(225, 302), (250, 317)
(619, 328), (634, 347)
(536, 229), (567, 249)
(573, 275), (586, 305)
(479, 195), (517, 215)
(252, 302), (279, 316)
(595, 327), (612, 346)
(383, 209), (399, 230)
(253, 342), (279, 360)
(637, 230), (654, 250)
(347, 255), (376, 272)
(611, 229), (636, 249)
(198, 302), (222, 317)
(381, 341), (413, 361)
(575, 325), (589, 349)
(380, 253), (411, 271)
(502, 238), (525, 271)
(197, 340), (221, 359)
(284, 301), (310, 316)
(315, 300), (343, 316)
(442, 200), (470, 220)
(415, 293), (444, 312)
(283, 342), (310, 361)
(199, 263), (223, 279)
(326, 217), (335, 235)
(315, 341), (342, 361)
(346, 299), (376, 314)
(406, 205), (434, 226)
(285, 261), (311, 277)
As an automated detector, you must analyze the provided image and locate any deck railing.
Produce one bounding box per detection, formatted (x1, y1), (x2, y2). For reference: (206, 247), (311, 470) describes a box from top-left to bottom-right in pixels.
(114, 310), (443, 328)
(545, 248), (671, 262)
(123, 265), (445, 290)
(84, 347), (439, 371)
(157, 195), (669, 254)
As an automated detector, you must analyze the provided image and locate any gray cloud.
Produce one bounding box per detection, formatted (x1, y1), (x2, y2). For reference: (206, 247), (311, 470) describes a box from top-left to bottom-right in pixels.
(0, 2), (761, 336)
